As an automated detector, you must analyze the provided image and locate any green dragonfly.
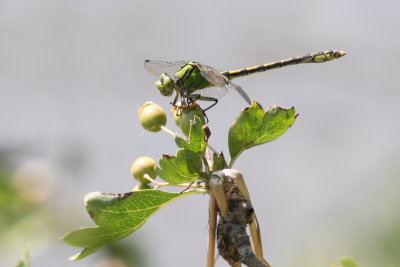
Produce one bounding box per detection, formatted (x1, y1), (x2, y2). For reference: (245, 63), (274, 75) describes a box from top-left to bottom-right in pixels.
(144, 50), (346, 111)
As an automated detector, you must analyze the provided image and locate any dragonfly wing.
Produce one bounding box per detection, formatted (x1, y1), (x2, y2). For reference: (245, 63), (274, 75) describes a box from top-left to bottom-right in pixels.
(194, 62), (251, 105)
(192, 86), (228, 100)
(144, 60), (187, 77)
(226, 81), (252, 105)
(193, 62), (227, 87)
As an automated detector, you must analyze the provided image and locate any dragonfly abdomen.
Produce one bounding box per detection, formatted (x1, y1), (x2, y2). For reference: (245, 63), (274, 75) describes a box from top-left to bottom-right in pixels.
(221, 50), (346, 79)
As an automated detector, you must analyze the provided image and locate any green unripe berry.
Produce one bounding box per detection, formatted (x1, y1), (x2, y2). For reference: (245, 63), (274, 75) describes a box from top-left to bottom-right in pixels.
(131, 156), (157, 184)
(133, 183), (153, 191)
(138, 102), (167, 132)
(172, 102), (205, 137)
(172, 105), (182, 126)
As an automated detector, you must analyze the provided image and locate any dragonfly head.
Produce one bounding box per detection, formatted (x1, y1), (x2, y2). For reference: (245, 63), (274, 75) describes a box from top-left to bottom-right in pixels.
(156, 73), (174, 97)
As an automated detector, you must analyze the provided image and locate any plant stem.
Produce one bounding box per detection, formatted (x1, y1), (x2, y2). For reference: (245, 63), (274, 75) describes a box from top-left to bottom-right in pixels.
(207, 191), (217, 267)
(143, 174), (206, 191)
(160, 125), (177, 137)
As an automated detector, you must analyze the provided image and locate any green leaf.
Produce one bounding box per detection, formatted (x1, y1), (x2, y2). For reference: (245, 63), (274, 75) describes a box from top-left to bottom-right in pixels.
(62, 190), (202, 260)
(228, 102), (297, 166)
(15, 245), (30, 267)
(340, 257), (358, 267)
(175, 116), (207, 155)
(156, 149), (203, 184)
(212, 152), (227, 171)
(330, 257), (359, 267)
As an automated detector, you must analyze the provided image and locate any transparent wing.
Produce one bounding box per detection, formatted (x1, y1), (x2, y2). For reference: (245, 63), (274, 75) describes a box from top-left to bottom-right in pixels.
(193, 62), (227, 87)
(193, 62), (251, 104)
(226, 82), (251, 105)
(192, 86), (229, 100)
(144, 60), (187, 77)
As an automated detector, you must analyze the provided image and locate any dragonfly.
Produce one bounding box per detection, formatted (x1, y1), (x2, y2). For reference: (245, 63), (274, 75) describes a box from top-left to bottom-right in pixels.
(144, 50), (346, 111)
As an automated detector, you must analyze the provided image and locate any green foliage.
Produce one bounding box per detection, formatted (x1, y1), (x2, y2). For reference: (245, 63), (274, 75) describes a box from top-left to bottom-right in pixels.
(0, 169), (35, 229)
(340, 257), (358, 267)
(156, 149), (203, 184)
(61, 190), (202, 260)
(175, 116), (207, 155)
(63, 100), (298, 261)
(15, 245), (30, 267)
(331, 257), (359, 267)
(228, 102), (297, 166)
(212, 152), (227, 171)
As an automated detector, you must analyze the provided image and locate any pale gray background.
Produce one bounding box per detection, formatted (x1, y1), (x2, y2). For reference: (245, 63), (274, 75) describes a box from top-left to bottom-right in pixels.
(1, 0), (399, 266)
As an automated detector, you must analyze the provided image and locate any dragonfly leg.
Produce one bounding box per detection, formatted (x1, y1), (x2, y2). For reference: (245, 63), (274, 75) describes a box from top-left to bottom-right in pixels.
(171, 90), (180, 106)
(185, 94), (218, 108)
(185, 94), (218, 123)
(185, 94), (200, 104)
(200, 97), (218, 113)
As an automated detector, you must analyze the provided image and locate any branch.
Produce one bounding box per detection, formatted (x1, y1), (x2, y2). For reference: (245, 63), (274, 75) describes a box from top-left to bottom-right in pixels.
(213, 170), (270, 267)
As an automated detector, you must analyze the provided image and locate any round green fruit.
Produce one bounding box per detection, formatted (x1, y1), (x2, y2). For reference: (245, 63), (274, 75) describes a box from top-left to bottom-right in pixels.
(131, 156), (157, 184)
(138, 102), (167, 132)
(133, 183), (153, 191)
(172, 102), (205, 137)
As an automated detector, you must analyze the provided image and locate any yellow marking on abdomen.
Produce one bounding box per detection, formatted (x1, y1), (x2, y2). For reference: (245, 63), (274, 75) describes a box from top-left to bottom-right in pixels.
(246, 66), (260, 71)
(228, 69), (246, 75)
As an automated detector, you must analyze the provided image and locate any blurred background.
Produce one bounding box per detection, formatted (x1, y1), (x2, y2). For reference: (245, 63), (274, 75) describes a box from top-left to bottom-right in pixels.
(1, 0), (399, 266)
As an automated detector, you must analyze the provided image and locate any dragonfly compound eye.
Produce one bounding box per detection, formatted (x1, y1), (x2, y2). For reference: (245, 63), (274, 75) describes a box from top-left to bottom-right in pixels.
(156, 73), (174, 96)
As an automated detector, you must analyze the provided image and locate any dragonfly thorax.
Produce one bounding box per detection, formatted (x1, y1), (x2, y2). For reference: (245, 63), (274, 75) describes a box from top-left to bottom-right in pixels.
(156, 73), (175, 97)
